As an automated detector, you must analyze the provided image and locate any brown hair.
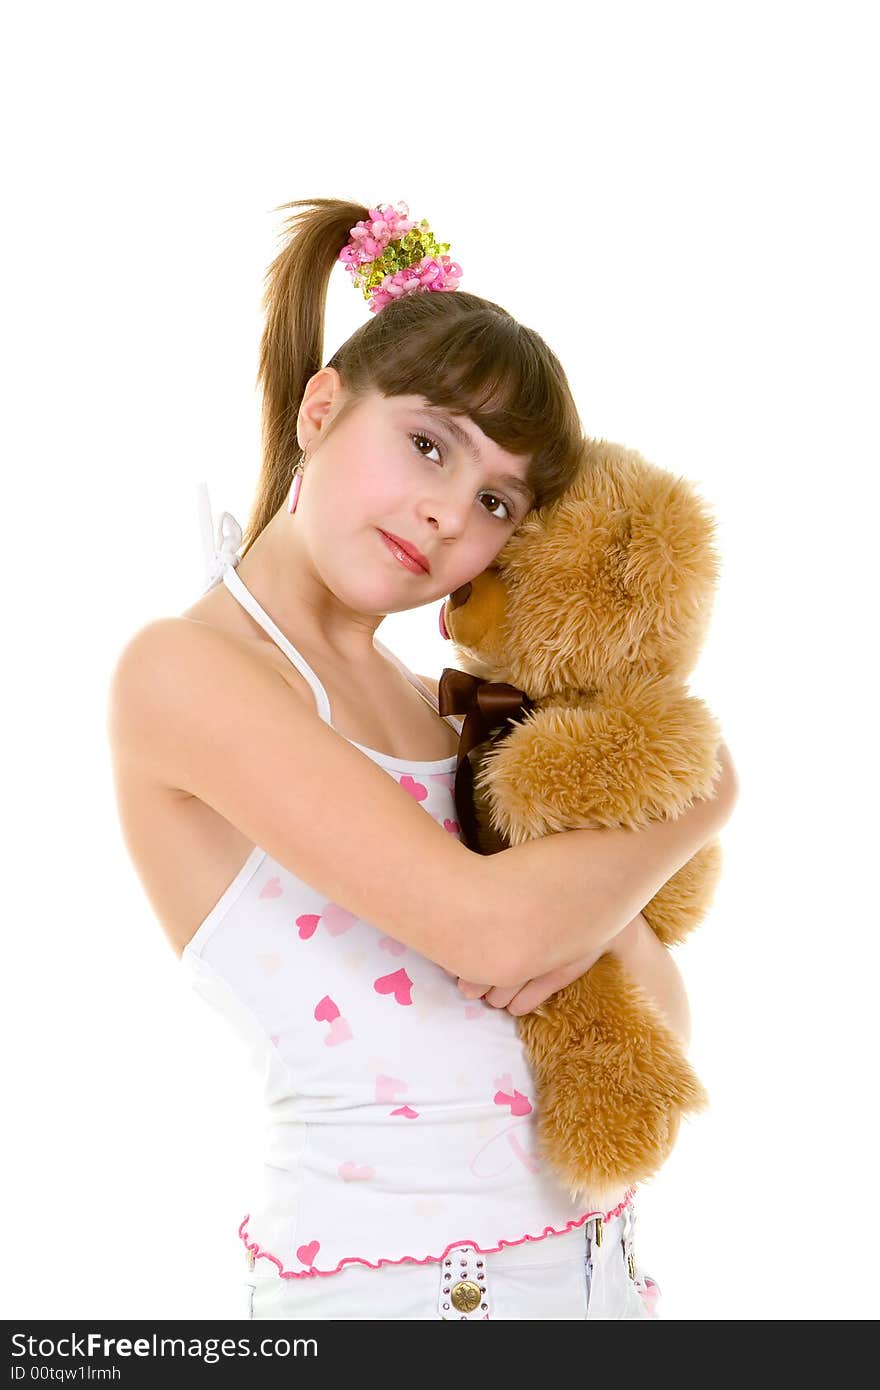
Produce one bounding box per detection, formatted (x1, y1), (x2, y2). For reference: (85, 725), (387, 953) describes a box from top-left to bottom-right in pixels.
(240, 197), (586, 559)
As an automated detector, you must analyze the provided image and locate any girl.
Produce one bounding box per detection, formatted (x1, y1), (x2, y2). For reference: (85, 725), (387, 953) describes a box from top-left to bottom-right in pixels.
(107, 198), (737, 1320)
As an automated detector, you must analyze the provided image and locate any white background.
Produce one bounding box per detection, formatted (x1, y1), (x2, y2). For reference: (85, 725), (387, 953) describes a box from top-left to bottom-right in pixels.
(3, 0), (877, 1323)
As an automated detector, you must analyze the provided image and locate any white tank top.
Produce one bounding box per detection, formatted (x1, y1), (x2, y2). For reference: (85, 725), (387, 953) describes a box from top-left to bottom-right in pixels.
(182, 483), (636, 1279)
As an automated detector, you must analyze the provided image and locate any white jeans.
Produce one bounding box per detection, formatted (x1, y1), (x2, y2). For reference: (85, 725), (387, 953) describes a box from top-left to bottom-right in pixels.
(242, 1202), (661, 1320)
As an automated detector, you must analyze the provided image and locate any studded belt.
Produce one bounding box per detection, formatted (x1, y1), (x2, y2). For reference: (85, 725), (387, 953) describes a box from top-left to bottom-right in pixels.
(438, 1245), (491, 1320)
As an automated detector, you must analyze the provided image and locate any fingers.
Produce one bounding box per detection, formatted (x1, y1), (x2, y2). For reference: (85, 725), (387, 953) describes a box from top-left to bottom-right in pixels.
(456, 979), (490, 999)
(457, 979), (528, 1009)
(484, 984), (525, 1009)
(504, 966), (574, 1017)
(504, 984), (539, 1017)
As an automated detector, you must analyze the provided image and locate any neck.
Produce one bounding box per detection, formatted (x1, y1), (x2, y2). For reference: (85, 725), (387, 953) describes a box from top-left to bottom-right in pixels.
(234, 506), (388, 666)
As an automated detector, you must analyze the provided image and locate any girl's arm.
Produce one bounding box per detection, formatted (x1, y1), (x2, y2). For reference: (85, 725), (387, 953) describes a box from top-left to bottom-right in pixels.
(488, 740), (738, 982)
(459, 912), (692, 1043)
(112, 618), (737, 987)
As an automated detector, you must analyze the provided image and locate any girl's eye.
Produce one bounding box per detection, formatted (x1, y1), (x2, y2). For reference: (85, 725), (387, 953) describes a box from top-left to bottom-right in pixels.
(410, 431), (443, 464)
(409, 432), (516, 524)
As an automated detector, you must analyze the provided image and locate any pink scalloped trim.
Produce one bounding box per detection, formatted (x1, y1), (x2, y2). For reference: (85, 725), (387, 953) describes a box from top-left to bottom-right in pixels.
(238, 1187), (637, 1279)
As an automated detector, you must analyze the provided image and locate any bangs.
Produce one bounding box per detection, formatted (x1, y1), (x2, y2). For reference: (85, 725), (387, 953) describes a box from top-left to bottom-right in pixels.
(327, 291), (584, 513)
(245, 197), (589, 558)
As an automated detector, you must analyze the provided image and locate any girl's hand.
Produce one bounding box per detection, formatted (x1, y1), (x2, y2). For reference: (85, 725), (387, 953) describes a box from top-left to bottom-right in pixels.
(456, 977), (528, 1011)
(456, 938), (615, 1017)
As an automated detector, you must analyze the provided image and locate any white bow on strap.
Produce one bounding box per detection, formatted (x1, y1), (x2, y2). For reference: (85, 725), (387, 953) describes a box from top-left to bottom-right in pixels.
(196, 480), (243, 593)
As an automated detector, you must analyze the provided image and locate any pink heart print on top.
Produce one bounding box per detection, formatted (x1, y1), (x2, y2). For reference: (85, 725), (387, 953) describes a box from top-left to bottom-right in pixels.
(493, 1072), (533, 1116)
(323, 904), (358, 936)
(398, 775), (428, 801)
(324, 1017), (353, 1046)
(338, 1161), (375, 1181)
(428, 771), (456, 790)
(297, 1240), (320, 1267)
(314, 996), (339, 1022)
(443, 819), (460, 834)
(314, 995), (353, 1045)
(378, 936), (407, 956)
(375, 1074), (408, 1104)
(296, 903), (357, 939)
(391, 1105), (419, 1118)
(494, 1088), (532, 1117)
(373, 968), (414, 1006)
(258, 875), (283, 899)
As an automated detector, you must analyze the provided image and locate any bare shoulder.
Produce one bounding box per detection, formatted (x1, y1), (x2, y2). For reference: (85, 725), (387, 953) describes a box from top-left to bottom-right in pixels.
(108, 619), (185, 743)
(110, 614), (274, 678)
(105, 621), (519, 983)
(106, 617), (307, 765)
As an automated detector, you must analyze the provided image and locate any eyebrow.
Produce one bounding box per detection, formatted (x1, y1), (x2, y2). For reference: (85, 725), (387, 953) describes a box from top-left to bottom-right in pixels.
(420, 406), (534, 506)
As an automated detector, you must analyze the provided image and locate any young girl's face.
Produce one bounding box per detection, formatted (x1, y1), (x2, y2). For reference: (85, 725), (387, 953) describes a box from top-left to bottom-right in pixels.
(300, 389), (535, 614)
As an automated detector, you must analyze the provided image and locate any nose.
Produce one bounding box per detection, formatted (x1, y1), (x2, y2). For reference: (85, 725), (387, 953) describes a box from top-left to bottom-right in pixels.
(423, 478), (474, 544)
(449, 582), (471, 609)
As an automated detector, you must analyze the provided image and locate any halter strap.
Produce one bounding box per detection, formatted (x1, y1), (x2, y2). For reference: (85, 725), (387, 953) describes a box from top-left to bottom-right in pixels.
(196, 480), (243, 593)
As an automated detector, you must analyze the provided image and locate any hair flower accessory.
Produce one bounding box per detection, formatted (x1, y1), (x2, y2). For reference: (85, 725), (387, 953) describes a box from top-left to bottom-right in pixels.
(339, 200), (463, 313)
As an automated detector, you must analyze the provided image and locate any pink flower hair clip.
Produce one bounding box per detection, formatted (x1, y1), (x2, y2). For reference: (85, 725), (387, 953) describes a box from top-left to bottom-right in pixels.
(338, 200), (463, 313)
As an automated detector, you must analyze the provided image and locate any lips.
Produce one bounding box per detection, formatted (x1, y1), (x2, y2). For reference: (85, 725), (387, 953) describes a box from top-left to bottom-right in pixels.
(379, 530), (430, 573)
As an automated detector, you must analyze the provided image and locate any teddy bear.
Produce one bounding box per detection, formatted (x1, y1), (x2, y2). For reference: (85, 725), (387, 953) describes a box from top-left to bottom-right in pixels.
(436, 435), (725, 1208)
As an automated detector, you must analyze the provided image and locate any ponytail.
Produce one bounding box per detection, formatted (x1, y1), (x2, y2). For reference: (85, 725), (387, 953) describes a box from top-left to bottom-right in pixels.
(241, 197), (588, 558)
(241, 198), (370, 557)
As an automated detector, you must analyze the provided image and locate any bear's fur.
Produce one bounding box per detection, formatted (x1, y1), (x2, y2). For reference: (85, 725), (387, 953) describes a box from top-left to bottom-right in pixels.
(438, 436), (724, 1205)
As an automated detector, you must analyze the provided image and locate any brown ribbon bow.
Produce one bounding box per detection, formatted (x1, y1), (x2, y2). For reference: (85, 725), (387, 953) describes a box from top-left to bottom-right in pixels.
(437, 667), (535, 852)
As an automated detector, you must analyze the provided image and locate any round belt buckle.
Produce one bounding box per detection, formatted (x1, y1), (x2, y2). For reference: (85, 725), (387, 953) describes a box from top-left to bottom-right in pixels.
(439, 1246), (489, 1318)
(450, 1279), (482, 1313)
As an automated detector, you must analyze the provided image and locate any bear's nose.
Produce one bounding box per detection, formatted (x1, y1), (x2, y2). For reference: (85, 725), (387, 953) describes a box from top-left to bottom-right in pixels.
(449, 582), (472, 610)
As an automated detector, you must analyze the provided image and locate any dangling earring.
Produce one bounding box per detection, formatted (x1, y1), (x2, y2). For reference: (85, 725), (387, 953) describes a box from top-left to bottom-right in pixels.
(288, 456), (306, 514)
